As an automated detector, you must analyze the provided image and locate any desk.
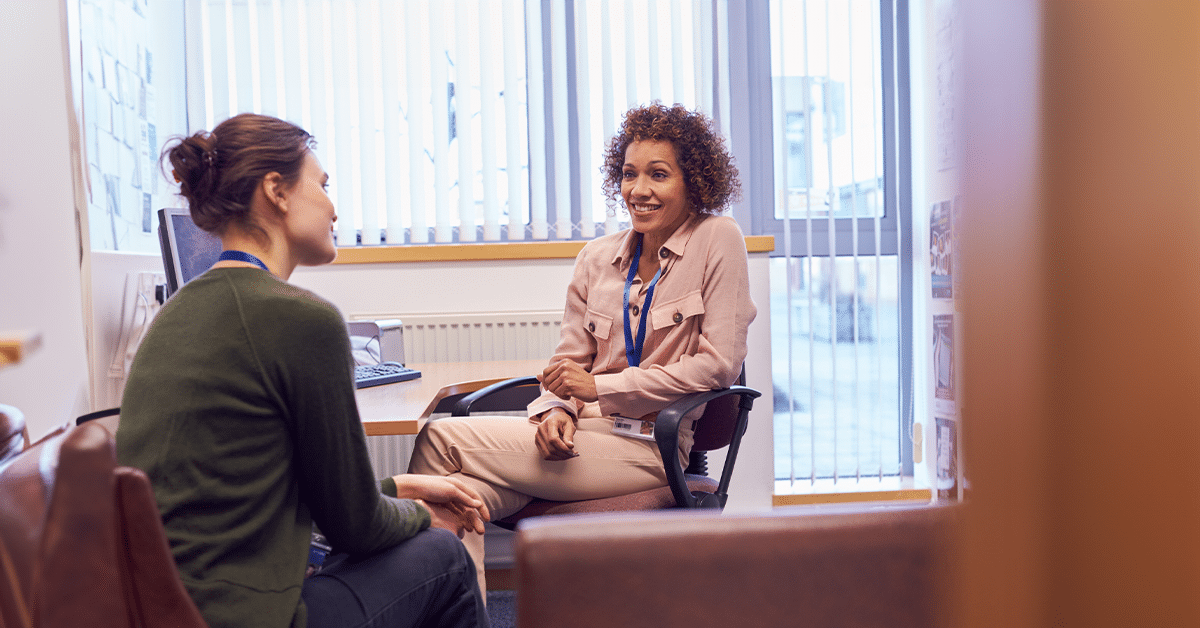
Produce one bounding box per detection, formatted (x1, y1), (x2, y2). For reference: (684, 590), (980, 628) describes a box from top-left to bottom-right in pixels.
(356, 359), (545, 436)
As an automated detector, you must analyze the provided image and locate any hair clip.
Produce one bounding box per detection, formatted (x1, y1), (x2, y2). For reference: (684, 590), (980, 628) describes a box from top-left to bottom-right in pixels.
(172, 169), (181, 183)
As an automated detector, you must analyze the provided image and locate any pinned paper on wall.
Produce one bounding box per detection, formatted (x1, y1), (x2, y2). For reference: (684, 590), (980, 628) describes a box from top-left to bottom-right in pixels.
(931, 200), (954, 299)
(78, 0), (167, 251)
(935, 416), (957, 500)
(933, 313), (956, 415)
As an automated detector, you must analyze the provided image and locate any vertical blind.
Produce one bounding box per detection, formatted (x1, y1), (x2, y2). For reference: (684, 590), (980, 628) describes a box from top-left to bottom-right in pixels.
(192, 0), (725, 245)
(770, 0), (901, 488)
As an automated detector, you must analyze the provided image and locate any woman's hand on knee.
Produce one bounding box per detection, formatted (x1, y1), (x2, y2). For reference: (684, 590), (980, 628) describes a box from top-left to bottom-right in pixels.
(393, 475), (490, 531)
(416, 499), (485, 538)
(534, 409), (578, 461)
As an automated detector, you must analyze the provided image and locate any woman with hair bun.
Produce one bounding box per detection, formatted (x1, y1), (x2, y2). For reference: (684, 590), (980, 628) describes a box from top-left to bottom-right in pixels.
(118, 113), (490, 628)
(408, 102), (756, 593)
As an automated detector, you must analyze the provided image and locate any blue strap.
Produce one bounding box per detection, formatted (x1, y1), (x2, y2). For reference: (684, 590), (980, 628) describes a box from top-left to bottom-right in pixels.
(218, 250), (270, 273)
(623, 233), (664, 368)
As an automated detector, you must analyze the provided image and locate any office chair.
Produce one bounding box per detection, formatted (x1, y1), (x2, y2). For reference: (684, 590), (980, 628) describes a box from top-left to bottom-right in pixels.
(449, 369), (760, 529)
(77, 407), (121, 436)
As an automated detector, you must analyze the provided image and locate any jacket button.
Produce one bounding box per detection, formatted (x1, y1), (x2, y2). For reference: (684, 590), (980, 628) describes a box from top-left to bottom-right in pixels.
(673, 312), (683, 324)
(659, 248), (669, 258)
(588, 322), (596, 332)
(630, 304), (640, 317)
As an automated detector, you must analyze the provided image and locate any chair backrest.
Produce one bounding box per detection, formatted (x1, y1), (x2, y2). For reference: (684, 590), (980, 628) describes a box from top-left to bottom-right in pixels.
(0, 423), (129, 628)
(0, 422), (206, 628)
(689, 392), (742, 452)
(113, 466), (208, 627)
(689, 367), (748, 452)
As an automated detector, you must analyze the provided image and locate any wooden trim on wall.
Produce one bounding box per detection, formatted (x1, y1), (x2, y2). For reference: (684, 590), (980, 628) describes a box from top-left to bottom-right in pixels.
(331, 236), (775, 264)
(772, 488), (932, 507)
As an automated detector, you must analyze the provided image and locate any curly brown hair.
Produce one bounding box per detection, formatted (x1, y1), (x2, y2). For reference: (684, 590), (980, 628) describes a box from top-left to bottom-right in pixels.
(601, 102), (740, 216)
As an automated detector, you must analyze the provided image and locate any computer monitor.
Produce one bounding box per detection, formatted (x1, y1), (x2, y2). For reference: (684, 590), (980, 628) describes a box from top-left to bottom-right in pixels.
(157, 207), (222, 300)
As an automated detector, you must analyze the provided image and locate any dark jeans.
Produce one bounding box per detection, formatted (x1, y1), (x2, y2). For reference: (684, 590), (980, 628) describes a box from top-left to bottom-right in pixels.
(302, 527), (489, 628)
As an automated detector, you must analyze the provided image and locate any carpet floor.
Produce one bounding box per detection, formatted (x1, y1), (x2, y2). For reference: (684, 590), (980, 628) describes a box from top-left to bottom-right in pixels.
(486, 590), (516, 628)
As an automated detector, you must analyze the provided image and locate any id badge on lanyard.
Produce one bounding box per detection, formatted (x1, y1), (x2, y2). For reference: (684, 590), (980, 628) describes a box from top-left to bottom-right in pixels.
(623, 232), (663, 369)
(615, 233), (663, 441)
(611, 415), (656, 440)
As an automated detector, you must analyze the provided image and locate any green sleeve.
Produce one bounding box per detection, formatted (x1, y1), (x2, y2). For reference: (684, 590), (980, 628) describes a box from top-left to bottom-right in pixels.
(251, 289), (429, 554)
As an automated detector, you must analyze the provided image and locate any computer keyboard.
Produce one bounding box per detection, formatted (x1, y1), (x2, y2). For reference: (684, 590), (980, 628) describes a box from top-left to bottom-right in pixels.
(354, 362), (422, 389)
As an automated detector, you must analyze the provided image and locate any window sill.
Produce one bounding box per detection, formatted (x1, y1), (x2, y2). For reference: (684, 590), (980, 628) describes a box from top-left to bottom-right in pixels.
(330, 236), (775, 264)
(773, 477), (931, 507)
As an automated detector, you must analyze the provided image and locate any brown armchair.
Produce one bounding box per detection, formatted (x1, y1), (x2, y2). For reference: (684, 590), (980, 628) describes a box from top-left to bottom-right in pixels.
(0, 422), (206, 628)
(514, 502), (960, 628)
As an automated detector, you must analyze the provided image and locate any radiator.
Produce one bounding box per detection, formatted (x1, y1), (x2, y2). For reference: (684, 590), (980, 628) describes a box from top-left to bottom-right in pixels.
(352, 311), (562, 477)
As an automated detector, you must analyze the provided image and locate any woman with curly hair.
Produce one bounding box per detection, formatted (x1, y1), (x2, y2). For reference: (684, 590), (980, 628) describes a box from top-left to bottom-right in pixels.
(408, 103), (756, 591)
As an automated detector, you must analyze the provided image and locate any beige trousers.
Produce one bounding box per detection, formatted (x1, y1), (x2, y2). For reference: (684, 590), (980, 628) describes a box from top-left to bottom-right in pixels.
(407, 414), (669, 592)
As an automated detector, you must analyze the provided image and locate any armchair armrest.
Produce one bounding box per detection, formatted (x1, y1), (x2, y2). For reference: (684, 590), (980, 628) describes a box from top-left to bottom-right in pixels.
(451, 376), (541, 416)
(654, 385), (761, 509)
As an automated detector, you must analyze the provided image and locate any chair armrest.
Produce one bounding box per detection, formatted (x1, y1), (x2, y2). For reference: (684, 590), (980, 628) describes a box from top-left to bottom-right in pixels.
(76, 407), (120, 426)
(450, 376), (541, 416)
(653, 385), (761, 509)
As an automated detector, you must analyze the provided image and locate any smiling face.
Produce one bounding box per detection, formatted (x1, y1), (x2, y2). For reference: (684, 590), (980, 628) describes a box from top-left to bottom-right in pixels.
(282, 151), (338, 266)
(621, 139), (692, 246)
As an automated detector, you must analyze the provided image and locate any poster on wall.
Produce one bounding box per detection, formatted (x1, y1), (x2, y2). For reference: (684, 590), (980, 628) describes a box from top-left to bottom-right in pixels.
(931, 199), (954, 298)
(933, 313), (956, 415)
(936, 416), (958, 500)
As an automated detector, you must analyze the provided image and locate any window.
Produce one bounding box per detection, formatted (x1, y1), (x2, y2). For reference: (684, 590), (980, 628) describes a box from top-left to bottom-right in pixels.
(187, 0), (721, 246)
(756, 0), (912, 491)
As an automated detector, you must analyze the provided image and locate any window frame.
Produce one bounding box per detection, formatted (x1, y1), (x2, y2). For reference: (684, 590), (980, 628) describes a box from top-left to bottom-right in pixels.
(727, 0), (915, 481)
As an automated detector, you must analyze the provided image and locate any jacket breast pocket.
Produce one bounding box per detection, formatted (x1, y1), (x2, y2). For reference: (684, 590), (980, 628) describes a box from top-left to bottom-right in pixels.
(650, 290), (705, 331)
(584, 309), (613, 340)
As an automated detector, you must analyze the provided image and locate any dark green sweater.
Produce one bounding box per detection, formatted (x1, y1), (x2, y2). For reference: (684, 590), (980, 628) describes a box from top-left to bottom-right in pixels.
(117, 268), (429, 628)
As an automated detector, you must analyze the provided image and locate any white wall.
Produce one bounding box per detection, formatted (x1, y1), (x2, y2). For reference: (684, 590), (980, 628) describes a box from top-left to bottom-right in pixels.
(909, 0), (963, 492)
(0, 0), (92, 440)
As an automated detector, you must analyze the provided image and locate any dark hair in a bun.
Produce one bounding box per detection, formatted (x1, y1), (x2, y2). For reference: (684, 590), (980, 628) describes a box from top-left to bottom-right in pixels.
(162, 113), (315, 236)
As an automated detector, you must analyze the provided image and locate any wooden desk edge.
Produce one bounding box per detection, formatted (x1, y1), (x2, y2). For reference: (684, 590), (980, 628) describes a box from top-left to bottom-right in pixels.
(364, 420), (420, 437)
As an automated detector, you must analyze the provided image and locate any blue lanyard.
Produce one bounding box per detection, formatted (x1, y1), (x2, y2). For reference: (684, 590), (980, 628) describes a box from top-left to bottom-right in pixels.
(623, 233), (664, 368)
(218, 250), (270, 273)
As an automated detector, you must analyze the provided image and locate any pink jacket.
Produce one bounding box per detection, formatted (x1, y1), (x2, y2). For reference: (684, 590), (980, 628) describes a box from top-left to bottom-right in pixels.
(528, 213), (757, 428)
